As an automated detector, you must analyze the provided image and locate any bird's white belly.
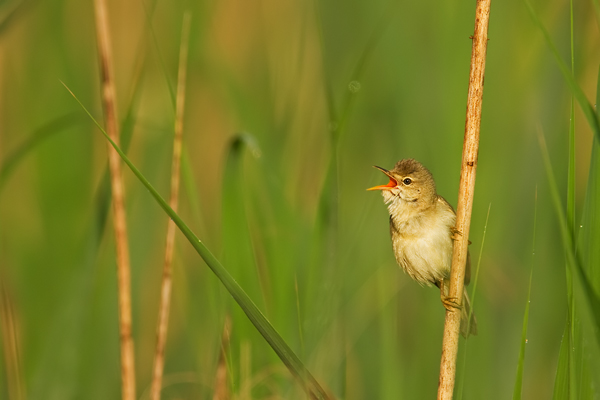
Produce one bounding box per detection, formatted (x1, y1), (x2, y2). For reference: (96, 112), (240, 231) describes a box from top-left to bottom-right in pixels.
(393, 228), (453, 286)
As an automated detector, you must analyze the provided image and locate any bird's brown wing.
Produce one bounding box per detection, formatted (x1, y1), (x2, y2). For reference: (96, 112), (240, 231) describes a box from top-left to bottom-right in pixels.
(437, 195), (472, 286)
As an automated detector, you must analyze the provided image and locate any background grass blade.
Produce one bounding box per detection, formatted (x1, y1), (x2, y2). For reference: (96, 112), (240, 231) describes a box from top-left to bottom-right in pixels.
(578, 63), (600, 303)
(5, 1), (600, 397)
(221, 133), (266, 310)
(552, 323), (571, 400)
(513, 190), (536, 400)
(537, 130), (600, 342)
(513, 266), (533, 400)
(457, 203), (491, 400)
(0, 275), (25, 400)
(524, 0), (600, 142)
(0, 113), (83, 192)
(62, 84), (331, 400)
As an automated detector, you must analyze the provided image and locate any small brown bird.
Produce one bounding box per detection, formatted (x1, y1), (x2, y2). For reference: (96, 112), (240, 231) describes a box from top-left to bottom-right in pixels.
(368, 159), (477, 337)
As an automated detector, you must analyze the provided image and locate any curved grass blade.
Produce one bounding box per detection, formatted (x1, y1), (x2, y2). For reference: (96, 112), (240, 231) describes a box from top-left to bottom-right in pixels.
(457, 203), (491, 400)
(61, 82), (331, 400)
(524, 0), (600, 142)
(0, 113), (83, 192)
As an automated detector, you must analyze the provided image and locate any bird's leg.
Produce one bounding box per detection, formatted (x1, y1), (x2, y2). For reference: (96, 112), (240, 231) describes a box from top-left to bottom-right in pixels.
(439, 279), (462, 312)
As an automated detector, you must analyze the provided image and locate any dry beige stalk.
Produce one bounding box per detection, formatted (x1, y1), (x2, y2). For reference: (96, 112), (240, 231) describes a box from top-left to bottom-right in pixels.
(93, 0), (136, 399)
(150, 12), (192, 400)
(437, 0), (491, 399)
(0, 275), (25, 400)
(213, 316), (232, 400)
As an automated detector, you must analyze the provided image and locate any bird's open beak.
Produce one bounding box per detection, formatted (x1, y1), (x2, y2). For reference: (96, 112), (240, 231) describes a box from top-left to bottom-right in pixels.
(367, 166), (398, 191)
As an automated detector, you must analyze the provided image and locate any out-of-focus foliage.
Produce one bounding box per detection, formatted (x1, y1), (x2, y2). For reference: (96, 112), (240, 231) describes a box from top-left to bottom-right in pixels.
(0, 0), (599, 398)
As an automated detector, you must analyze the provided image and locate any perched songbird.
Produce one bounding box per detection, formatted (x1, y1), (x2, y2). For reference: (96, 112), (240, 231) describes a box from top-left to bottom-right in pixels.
(368, 159), (477, 337)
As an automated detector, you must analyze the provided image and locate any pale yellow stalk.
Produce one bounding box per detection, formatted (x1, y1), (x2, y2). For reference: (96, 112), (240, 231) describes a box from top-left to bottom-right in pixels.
(150, 12), (192, 400)
(93, 1), (136, 399)
(437, 1), (491, 398)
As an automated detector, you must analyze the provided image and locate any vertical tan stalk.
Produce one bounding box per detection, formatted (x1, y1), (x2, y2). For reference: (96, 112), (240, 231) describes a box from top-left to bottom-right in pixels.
(212, 316), (232, 400)
(437, 0), (491, 399)
(0, 276), (25, 400)
(150, 12), (192, 400)
(93, 1), (136, 399)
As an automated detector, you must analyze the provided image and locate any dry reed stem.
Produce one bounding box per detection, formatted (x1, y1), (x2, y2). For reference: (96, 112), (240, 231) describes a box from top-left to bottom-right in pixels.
(437, 0), (491, 399)
(93, 1), (136, 399)
(212, 316), (232, 400)
(0, 275), (25, 400)
(149, 12), (192, 400)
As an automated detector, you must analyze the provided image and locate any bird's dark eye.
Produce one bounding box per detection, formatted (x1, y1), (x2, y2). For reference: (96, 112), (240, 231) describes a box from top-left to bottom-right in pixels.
(403, 178), (412, 185)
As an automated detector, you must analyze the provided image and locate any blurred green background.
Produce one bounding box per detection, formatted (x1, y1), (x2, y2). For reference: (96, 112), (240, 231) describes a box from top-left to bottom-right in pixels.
(1, 0), (599, 398)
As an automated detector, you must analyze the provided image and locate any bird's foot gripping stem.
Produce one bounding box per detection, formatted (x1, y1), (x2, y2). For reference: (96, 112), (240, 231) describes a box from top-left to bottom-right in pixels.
(451, 227), (472, 244)
(450, 227), (462, 241)
(441, 296), (462, 312)
(439, 280), (462, 312)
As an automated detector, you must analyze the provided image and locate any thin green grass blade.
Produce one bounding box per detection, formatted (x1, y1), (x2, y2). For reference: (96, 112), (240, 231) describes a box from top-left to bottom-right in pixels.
(314, 0), (395, 236)
(312, 0), (338, 132)
(566, 0), (576, 238)
(0, 0), (30, 35)
(513, 189), (536, 400)
(564, 4), (578, 397)
(91, 63), (145, 241)
(309, 13), (396, 376)
(221, 133), (268, 311)
(335, 0), (396, 144)
(465, 203), (489, 337)
(0, 113), (83, 192)
(552, 61), (600, 400)
(593, 0), (600, 32)
(140, 0), (176, 110)
(314, 1), (395, 237)
(514, 267), (533, 400)
(537, 129), (600, 346)
(62, 82), (331, 400)
(571, 66), (600, 397)
(457, 203), (491, 400)
(524, 0), (600, 142)
(579, 63), (600, 296)
(181, 145), (205, 231)
(552, 323), (571, 400)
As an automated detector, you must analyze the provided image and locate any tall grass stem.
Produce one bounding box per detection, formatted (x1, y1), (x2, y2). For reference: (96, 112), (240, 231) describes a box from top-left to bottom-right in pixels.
(437, 0), (491, 398)
(150, 12), (191, 400)
(93, 0), (136, 398)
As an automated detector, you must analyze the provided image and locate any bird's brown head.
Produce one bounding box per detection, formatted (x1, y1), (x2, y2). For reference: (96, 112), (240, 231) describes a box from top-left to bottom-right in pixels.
(368, 159), (437, 207)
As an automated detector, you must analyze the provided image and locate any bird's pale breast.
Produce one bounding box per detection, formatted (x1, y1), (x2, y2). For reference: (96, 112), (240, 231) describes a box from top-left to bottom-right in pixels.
(390, 198), (456, 286)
